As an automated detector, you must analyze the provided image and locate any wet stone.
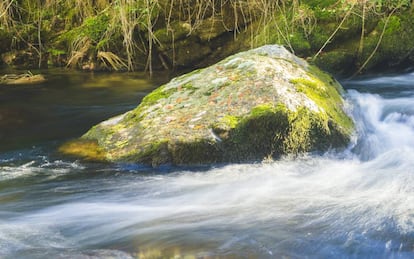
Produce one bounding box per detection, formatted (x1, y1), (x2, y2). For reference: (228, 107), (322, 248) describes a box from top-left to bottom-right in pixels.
(60, 45), (354, 166)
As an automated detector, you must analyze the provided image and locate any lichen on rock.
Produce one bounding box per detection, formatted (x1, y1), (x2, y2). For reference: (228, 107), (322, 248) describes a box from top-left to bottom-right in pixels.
(60, 45), (354, 166)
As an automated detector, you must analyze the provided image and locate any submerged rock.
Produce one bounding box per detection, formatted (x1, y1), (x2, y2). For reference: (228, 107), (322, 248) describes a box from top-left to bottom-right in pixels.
(60, 45), (354, 166)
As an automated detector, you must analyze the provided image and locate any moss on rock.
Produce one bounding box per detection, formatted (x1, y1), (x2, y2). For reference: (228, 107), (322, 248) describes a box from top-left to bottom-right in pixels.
(219, 103), (291, 161)
(356, 13), (414, 72)
(153, 21), (191, 44)
(313, 50), (356, 75)
(60, 45), (354, 166)
(58, 139), (106, 161)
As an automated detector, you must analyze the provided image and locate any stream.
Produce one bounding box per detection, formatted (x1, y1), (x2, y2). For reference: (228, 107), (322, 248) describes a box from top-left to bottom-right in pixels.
(1, 69), (414, 258)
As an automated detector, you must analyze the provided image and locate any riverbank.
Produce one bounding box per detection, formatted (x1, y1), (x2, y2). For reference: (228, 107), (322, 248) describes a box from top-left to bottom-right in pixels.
(1, 1), (413, 76)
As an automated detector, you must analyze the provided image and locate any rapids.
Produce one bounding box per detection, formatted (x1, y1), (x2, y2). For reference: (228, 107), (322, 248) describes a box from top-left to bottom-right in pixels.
(1, 70), (414, 258)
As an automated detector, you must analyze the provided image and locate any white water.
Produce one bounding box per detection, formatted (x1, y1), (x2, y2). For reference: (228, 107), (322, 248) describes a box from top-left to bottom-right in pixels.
(1, 72), (414, 258)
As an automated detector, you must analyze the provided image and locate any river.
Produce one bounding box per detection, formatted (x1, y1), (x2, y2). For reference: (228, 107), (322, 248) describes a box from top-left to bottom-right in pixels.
(1, 69), (414, 258)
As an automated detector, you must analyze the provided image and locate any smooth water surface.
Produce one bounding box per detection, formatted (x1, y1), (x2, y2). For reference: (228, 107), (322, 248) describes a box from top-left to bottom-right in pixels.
(1, 70), (414, 258)
(0, 69), (168, 151)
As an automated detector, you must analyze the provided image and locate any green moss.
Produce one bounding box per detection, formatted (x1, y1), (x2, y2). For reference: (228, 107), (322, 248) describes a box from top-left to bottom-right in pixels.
(284, 109), (314, 153)
(211, 115), (240, 141)
(84, 121), (171, 165)
(290, 77), (321, 91)
(308, 64), (344, 95)
(214, 115), (239, 130)
(222, 115), (239, 129)
(309, 25), (332, 50)
(48, 48), (67, 58)
(60, 13), (110, 45)
(132, 140), (171, 166)
(170, 139), (221, 165)
(382, 15), (401, 35)
(83, 122), (110, 140)
(289, 32), (312, 56)
(374, 0), (411, 11)
(250, 104), (280, 117)
(290, 65), (354, 137)
(304, 0), (338, 9)
(82, 15), (110, 42)
(283, 107), (330, 153)
(221, 103), (290, 160)
(59, 139), (107, 161)
(313, 50), (356, 75)
(153, 21), (190, 45)
(308, 12), (363, 52)
(140, 86), (175, 107)
(116, 85), (177, 127)
(210, 98), (351, 162)
(182, 82), (198, 93)
(357, 13), (414, 71)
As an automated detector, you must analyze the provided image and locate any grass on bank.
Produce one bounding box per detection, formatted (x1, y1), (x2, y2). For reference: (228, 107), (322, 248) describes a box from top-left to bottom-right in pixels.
(0, 0), (412, 72)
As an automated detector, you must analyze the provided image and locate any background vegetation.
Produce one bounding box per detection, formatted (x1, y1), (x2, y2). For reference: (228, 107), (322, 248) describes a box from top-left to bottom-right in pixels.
(0, 0), (413, 75)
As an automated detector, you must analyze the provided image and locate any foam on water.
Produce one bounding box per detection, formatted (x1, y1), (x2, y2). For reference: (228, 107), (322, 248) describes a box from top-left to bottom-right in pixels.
(347, 71), (414, 87)
(1, 72), (414, 258)
(0, 158), (84, 181)
(349, 90), (414, 160)
(1, 153), (414, 257)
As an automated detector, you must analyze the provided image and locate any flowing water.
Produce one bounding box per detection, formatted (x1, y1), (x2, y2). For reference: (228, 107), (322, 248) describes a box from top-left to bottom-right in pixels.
(1, 69), (414, 258)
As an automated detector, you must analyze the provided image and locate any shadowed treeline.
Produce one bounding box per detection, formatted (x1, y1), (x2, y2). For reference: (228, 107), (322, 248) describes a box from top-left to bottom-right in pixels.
(0, 0), (413, 75)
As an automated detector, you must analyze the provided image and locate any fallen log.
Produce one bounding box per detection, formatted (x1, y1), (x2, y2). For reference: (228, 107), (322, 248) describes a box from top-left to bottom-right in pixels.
(0, 71), (46, 85)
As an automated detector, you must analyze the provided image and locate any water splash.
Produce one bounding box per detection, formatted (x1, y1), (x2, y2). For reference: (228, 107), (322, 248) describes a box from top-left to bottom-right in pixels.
(1, 153), (414, 257)
(349, 90), (414, 160)
(1, 72), (414, 258)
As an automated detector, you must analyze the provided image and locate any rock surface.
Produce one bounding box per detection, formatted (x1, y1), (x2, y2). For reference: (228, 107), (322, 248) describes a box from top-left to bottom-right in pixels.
(60, 45), (354, 166)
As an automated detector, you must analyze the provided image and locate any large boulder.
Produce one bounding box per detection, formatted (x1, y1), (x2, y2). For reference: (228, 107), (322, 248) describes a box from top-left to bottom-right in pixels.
(60, 45), (354, 166)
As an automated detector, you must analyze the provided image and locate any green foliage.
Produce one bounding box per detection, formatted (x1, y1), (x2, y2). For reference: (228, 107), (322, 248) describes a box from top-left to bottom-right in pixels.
(81, 15), (110, 43)
(371, 0), (411, 10)
(382, 15), (401, 34)
(58, 15), (105, 45)
(312, 50), (356, 75)
(289, 32), (311, 55)
(48, 48), (66, 56)
(303, 0), (338, 8)
(357, 12), (414, 72)
(1, 0), (413, 71)
(57, 13), (110, 50)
